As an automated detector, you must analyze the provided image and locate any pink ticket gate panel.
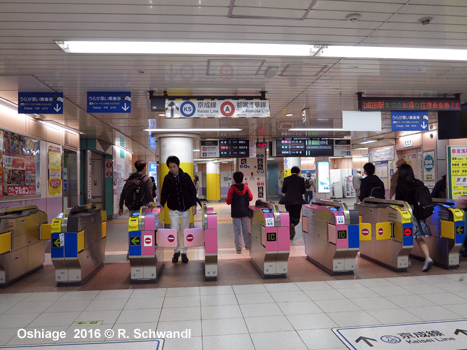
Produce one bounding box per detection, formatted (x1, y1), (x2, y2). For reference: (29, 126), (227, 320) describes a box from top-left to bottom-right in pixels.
(302, 199), (360, 275)
(249, 201), (290, 278)
(156, 229), (178, 248)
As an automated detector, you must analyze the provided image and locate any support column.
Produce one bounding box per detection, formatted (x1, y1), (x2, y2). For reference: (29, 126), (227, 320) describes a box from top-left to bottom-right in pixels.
(206, 160), (220, 202)
(159, 135), (195, 227)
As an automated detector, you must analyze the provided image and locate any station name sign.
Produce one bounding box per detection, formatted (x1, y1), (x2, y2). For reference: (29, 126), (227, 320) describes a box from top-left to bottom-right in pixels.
(165, 99), (270, 118)
(358, 94), (461, 111)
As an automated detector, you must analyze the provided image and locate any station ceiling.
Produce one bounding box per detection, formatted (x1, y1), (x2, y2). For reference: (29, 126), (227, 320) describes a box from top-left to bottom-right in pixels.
(0, 0), (466, 157)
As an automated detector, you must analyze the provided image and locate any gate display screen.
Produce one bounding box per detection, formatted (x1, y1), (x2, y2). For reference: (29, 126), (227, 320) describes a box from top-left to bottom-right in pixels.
(275, 138), (333, 157)
(219, 139), (249, 157)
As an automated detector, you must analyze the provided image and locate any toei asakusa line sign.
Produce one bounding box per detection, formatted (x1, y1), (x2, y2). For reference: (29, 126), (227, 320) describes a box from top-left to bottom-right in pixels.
(165, 99), (270, 118)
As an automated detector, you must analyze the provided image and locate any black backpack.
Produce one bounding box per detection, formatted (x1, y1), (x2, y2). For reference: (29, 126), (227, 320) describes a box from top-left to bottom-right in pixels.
(411, 183), (434, 220)
(122, 173), (148, 210)
(305, 179), (311, 189)
(370, 186), (385, 199)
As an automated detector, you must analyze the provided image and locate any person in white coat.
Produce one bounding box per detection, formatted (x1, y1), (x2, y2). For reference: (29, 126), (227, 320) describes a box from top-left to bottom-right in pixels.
(352, 169), (363, 203)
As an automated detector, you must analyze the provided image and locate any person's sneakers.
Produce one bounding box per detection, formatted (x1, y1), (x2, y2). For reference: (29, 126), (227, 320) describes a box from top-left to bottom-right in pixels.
(236, 250), (242, 254)
(245, 246), (250, 251)
(423, 257), (433, 272)
(172, 252), (180, 263)
(181, 253), (189, 263)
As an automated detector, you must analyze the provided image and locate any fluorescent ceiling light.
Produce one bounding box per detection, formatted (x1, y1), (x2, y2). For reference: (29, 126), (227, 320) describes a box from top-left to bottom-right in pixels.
(352, 147), (368, 150)
(56, 41), (467, 61)
(285, 113), (294, 117)
(359, 140), (377, 144)
(40, 121), (82, 135)
(193, 149), (200, 152)
(194, 158), (214, 161)
(144, 128), (242, 132)
(289, 128), (344, 131)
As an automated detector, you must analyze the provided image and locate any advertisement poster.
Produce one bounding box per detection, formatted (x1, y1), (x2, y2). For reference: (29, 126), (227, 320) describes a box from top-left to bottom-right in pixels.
(1, 131), (39, 197)
(423, 150), (436, 188)
(447, 146), (467, 199)
(48, 145), (62, 195)
(317, 161), (330, 193)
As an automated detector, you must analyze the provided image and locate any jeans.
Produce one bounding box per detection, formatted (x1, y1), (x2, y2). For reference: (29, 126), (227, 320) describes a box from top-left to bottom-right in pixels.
(304, 191), (313, 204)
(169, 209), (190, 254)
(233, 217), (251, 250)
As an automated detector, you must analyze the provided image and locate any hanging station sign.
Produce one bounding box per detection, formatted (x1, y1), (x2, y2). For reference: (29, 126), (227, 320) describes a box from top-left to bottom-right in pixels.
(165, 99), (270, 118)
(358, 93), (461, 111)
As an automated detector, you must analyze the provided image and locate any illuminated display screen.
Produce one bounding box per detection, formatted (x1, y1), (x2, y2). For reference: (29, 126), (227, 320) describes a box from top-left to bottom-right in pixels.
(275, 138), (333, 157)
(256, 142), (268, 148)
(317, 161), (330, 193)
(219, 139), (249, 157)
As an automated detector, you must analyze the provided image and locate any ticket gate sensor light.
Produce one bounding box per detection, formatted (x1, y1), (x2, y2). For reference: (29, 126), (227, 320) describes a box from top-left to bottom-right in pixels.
(249, 201), (290, 278)
(51, 204), (107, 285)
(410, 198), (465, 269)
(0, 206), (49, 287)
(355, 198), (414, 272)
(302, 199), (360, 275)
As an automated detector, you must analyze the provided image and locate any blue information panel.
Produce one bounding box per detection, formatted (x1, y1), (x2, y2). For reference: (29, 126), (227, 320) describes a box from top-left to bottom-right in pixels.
(87, 92), (131, 113)
(391, 111), (429, 131)
(18, 92), (63, 114)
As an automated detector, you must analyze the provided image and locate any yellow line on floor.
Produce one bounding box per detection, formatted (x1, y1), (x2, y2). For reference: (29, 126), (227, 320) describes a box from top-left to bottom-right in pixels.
(108, 219), (232, 225)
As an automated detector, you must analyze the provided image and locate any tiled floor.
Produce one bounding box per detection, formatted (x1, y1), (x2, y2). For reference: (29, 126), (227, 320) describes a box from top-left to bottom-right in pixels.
(1, 201), (467, 349)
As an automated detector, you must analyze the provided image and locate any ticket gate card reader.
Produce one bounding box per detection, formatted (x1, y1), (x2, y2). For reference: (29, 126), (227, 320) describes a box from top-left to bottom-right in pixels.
(355, 198), (414, 272)
(249, 201), (290, 278)
(302, 199), (359, 275)
(183, 205), (218, 281)
(51, 204), (107, 285)
(411, 199), (465, 269)
(0, 206), (48, 286)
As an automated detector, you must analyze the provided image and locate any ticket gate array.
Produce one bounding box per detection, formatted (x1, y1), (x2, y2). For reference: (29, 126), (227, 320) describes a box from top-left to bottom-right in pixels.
(411, 199), (466, 269)
(355, 198), (414, 272)
(128, 204), (218, 282)
(51, 204), (107, 285)
(0, 206), (49, 286)
(249, 201), (290, 278)
(302, 199), (360, 275)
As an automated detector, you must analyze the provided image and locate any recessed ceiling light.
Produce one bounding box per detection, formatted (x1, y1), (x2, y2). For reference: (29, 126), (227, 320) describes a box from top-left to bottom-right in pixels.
(285, 113), (294, 117)
(158, 113), (165, 117)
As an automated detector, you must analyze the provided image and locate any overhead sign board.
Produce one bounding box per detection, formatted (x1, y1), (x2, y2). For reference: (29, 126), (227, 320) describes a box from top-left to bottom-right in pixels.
(200, 140), (219, 158)
(391, 111), (429, 131)
(334, 139), (351, 157)
(18, 92), (63, 114)
(87, 92), (131, 113)
(165, 99), (270, 118)
(369, 146), (395, 163)
(359, 94), (461, 111)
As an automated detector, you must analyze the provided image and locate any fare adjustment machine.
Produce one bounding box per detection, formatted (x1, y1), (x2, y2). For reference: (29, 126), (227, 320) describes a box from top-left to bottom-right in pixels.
(302, 199), (360, 275)
(249, 201), (290, 278)
(355, 198), (414, 271)
(51, 204), (107, 285)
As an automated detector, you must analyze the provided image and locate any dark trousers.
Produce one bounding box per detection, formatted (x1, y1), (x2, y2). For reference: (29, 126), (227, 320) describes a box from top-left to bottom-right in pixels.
(285, 204), (302, 226)
(304, 191), (313, 204)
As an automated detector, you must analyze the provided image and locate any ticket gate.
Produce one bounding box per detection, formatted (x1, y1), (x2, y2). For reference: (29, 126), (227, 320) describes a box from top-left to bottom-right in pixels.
(183, 205), (218, 281)
(355, 198), (414, 272)
(0, 206), (49, 286)
(410, 199), (465, 269)
(249, 201), (290, 278)
(302, 199), (360, 275)
(51, 204), (107, 285)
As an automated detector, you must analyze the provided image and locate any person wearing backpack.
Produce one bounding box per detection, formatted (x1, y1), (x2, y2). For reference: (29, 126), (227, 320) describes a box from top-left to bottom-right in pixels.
(160, 156), (197, 264)
(226, 171), (253, 254)
(118, 160), (154, 216)
(395, 163), (434, 272)
(304, 172), (316, 204)
(359, 162), (385, 202)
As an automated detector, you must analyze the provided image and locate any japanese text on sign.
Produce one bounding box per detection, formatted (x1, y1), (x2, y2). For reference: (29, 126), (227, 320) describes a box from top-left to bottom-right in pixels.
(165, 99), (270, 118)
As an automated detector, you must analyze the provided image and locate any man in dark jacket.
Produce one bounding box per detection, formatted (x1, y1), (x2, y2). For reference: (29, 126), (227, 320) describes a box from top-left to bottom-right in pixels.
(118, 160), (153, 216)
(280, 166), (306, 239)
(160, 156), (197, 263)
(226, 171), (253, 254)
(359, 162), (386, 202)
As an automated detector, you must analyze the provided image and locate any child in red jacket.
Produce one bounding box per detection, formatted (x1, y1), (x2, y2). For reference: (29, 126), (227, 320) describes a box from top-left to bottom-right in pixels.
(226, 171), (253, 254)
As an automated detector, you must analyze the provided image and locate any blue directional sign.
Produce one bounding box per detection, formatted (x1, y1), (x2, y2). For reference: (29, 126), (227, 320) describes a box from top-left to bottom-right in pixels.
(391, 111), (429, 131)
(18, 92), (63, 114)
(87, 92), (131, 113)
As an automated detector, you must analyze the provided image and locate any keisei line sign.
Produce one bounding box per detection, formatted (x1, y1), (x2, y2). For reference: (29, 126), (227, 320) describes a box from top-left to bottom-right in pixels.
(165, 99), (270, 118)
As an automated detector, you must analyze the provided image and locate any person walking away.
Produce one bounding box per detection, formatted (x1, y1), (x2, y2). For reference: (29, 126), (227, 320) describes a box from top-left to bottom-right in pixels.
(150, 176), (157, 202)
(118, 160), (153, 216)
(160, 156), (197, 264)
(280, 166), (306, 239)
(193, 175), (203, 209)
(352, 169), (363, 203)
(396, 163), (434, 272)
(431, 175), (447, 198)
(359, 162), (385, 202)
(390, 159), (406, 199)
(304, 172), (316, 204)
(226, 171), (253, 253)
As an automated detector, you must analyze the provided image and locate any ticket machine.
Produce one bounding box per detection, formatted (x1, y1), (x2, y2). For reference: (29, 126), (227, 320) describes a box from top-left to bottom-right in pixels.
(355, 198), (414, 271)
(0, 206), (48, 286)
(51, 204), (107, 285)
(249, 201), (290, 278)
(302, 199), (360, 275)
(411, 199), (465, 269)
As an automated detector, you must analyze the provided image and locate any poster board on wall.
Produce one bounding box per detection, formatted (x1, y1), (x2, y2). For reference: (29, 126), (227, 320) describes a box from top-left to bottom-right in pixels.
(447, 146), (467, 199)
(422, 150), (436, 189)
(48, 145), (62, 196)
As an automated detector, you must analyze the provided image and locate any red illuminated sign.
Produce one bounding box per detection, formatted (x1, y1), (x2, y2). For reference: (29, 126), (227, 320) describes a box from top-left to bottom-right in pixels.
(404, 228), (412, 237)
(358, 93), (461, 111)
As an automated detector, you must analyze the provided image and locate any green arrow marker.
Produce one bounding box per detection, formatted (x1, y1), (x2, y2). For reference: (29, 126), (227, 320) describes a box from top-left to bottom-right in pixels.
(53, 238), (60, 248)
(130, 236), (140, 246)
(457, 226), (465, 235)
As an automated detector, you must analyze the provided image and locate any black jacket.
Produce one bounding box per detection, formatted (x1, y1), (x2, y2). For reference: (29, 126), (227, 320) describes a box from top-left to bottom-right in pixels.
(160, 168), (197, 212)
(118, 171), (153, 210)
(226, 183), (253, 218)
(396, 179), (424, 205)
(359, 174), (385, 201)
(280, 174), (306, 205)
